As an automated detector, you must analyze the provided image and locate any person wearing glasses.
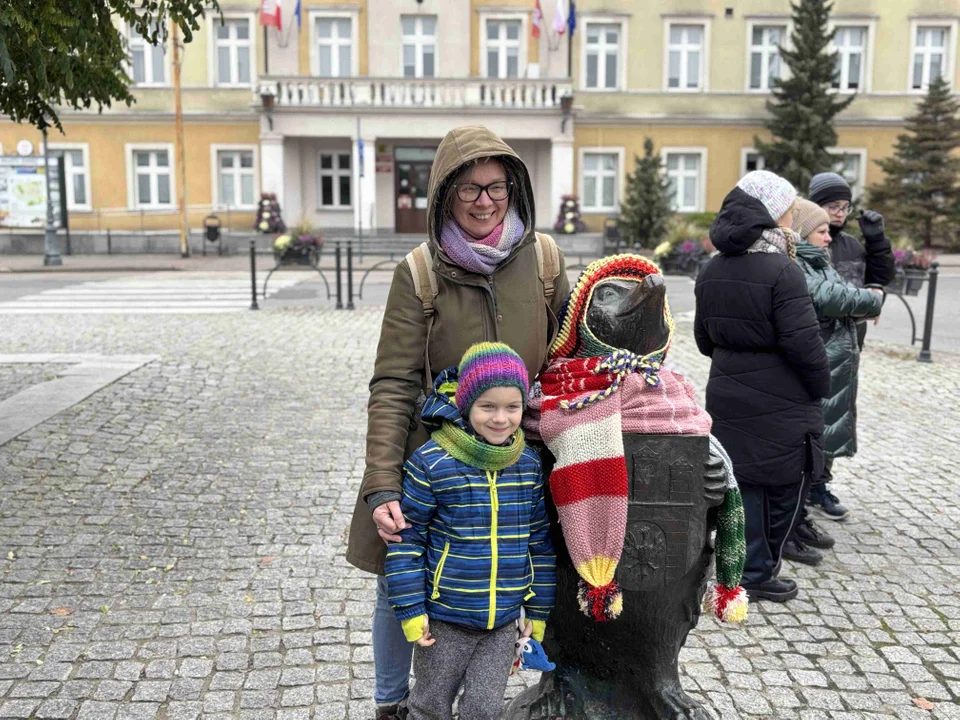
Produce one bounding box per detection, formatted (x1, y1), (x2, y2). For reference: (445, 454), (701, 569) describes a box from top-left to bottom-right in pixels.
(805, 172), (894, 523)
(345, 125), (569, 720)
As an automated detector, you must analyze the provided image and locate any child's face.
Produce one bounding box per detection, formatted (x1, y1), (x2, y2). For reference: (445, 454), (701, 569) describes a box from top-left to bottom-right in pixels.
(468, 387), (523, 445)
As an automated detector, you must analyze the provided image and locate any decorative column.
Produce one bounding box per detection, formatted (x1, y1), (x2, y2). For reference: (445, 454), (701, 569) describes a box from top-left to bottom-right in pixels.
(550, 135), (575, 229)
(259, 134), (285, 208)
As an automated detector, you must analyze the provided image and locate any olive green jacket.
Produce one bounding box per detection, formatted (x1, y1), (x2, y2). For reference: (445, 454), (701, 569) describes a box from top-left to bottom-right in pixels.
(346, 125), (569, 575)
(794, 241), (882, 460)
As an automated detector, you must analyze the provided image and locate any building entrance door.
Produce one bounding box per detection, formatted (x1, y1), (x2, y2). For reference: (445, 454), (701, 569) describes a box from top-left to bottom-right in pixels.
(395, 147), (437, 233)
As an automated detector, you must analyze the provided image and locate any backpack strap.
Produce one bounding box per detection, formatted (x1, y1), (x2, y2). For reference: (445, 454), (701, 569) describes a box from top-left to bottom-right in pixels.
(404, 242), (439, 394)
(534, 232), (561, 301)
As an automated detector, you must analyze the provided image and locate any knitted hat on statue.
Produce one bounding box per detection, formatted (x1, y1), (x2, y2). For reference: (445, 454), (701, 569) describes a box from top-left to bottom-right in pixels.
(455, 342), (530, 418)
(539, 255), (748, 624)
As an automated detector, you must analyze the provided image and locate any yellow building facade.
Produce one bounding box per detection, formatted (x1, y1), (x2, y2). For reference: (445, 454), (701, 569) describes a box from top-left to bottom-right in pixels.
(1, 0), (957, 235)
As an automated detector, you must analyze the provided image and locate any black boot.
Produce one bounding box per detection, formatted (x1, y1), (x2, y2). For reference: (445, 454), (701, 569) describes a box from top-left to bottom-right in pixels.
(795, 517), (835, 550)
(782, 537), (823, 566)
(743, 577), (798, 602)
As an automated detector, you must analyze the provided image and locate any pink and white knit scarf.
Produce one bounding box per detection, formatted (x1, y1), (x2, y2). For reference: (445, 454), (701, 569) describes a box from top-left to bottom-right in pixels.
(439, 206), (526, 276)
(531, 354), (712, 621)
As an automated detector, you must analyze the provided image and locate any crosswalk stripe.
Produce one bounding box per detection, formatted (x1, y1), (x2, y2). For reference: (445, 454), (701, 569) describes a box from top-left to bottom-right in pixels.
(0, 272), (313, 315)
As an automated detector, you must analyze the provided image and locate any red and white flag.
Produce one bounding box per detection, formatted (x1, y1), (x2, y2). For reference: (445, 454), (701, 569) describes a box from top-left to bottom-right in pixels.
(532, 0), (544, 39)
(553, 0), (567, 35)
(260, 0), (282, 30)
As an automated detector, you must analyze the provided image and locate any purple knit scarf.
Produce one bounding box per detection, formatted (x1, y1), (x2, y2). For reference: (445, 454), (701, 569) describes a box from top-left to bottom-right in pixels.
(439, 206), (527, 276)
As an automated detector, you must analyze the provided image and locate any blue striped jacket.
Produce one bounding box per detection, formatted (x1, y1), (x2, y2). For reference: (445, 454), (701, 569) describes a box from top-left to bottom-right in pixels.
(385, 367), (556, 632)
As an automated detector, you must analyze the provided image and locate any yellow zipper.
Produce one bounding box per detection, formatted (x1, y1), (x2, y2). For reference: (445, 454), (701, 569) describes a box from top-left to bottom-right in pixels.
(487, 470), (499, 629)
(431, 541), (451, 600)
(524, 550), (536, 602)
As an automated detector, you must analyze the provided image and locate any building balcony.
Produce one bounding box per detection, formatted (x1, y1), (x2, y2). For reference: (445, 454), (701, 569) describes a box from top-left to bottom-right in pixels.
(257, 76), (574, 112)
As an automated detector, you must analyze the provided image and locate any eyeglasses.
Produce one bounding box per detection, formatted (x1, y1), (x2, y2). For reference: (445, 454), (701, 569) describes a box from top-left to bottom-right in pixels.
(824, 202), (852, 215)
(454, 181), (511, 203)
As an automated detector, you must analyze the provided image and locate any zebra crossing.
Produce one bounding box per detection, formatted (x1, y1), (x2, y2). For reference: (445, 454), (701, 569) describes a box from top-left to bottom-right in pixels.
(0, 272), (312, 315)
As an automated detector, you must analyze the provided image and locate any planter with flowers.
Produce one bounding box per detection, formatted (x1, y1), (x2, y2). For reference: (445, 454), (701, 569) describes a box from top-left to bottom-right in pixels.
(653, 220), (711, 278)
(273, 223), (324, 267)
(889, 248), (935, 296)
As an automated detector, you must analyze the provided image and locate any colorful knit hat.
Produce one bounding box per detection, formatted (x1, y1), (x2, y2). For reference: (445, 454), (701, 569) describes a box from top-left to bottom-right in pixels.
(737, 170), (797, 223)
(792, 198), (830, 240)
(808, 172), (852, 206)
(455, 342), (530, 417)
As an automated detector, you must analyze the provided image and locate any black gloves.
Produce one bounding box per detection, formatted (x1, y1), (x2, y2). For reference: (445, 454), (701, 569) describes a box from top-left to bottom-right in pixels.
(703, 454), (726, 508)
(858, 210), (885, 241)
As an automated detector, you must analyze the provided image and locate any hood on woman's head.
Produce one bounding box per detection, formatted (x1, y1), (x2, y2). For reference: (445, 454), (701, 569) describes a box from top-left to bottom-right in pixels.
(710, 171), (797, 255)
(427, 125), (536, 242)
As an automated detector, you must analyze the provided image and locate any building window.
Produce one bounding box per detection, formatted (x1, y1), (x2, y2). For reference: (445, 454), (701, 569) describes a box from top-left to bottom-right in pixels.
(584, 24), (621, 89)
(129, 22), (166, 85)
(743, 151), (765, 174)
(749, 25), (786, 90)
(133, 150), (172, 209)
(667, 24), (705, 91)
(582, 152), (619, 212)
(912, 25), (950, 91)
(215, 18), (251, 86)
(485, 20), (522, 78)
(49, 147), (91, 211)
(317, 17), (352, 77)
(402, 16), (436, 78)
(217, 150), (255, 209)
(319, 152), (352, 208)
(831, 152), (865, 201)
(832, 26), (866, 91)
(665, 153), (704, 212)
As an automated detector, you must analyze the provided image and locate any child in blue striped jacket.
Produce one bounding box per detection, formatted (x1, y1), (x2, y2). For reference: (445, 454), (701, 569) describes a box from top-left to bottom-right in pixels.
(385, 342), (556, 720)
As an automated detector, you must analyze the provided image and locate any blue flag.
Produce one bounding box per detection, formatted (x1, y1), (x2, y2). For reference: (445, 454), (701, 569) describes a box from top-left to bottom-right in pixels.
(567, 0), (576, 36)
(294, 0), (301, 29)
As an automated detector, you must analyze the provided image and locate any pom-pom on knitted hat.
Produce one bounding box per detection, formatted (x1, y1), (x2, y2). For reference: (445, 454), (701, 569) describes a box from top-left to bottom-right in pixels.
(808, 172), (852, 206)
(737, 170), (797, 223)
(455, 342), (530, 417)
(792, 198), (831, 241)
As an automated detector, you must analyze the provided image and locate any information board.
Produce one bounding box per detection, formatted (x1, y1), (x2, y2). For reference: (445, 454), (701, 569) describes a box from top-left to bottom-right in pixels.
(0, 156), (66, 229)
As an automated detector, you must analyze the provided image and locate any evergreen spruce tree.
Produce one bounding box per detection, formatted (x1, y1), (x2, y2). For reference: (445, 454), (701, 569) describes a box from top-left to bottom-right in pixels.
(868, 75), (960, 249)
(754, 0), (854, 192)
(619, 138), (674, 249)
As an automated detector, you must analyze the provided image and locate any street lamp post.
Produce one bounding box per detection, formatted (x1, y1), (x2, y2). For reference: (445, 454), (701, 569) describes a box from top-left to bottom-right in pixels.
(41, 129), (63, 267)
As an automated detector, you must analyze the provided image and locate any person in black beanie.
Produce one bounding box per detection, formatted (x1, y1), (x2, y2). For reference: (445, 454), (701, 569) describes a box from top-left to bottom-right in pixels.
(803, 172), (894, 524)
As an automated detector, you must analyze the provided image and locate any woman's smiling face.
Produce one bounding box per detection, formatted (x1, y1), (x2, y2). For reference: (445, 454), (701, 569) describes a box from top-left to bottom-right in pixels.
(452, 159), (509, 239)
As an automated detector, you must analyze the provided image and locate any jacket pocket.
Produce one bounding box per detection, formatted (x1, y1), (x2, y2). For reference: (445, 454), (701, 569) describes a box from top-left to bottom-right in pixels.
(431, 541), (451, 600)
(524, 551), (536, 602)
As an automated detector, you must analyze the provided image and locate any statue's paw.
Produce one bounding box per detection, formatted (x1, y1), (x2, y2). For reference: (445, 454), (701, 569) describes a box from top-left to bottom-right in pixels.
(656, 685), (714, 720)
(503, 676), (569, 719)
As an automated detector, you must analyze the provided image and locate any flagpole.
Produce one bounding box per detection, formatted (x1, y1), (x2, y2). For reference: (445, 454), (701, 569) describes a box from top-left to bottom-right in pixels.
(264, 25), (269, 75)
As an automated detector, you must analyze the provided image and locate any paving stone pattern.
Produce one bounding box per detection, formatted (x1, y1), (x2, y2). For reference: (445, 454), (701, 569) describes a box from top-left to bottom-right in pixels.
(0, 366), (70, 404)
(0, 310), (957, 720)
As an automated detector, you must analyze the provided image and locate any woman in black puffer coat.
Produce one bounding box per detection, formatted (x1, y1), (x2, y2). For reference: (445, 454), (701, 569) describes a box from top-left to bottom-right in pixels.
(694, 171), (830, 603)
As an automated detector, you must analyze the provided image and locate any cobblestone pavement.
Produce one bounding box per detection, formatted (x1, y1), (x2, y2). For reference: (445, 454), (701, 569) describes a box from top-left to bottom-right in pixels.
(0, 366), (70, 404)
(0, 309), (958, 720)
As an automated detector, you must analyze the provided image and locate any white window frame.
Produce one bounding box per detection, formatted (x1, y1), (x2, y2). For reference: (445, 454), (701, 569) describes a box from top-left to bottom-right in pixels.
(208, 12), (256, 88)
(663, 18), (712, 92)
(745, 20), (789, 92)
(580, 17), (628, 91)
(48, 143), (93, 213)
(661, 147), (708, 214)
(125, 143), (176, 211)
(317, 150), (353, 210)
(210, 144), (259, 211)
(481, 14), (528, 80)
(908, 19), (958, 93)
(309, 10), (359, 79)
(127, 20), (170, 87)
(578, 147), (625, 214)
(401, 15), (438, 79)
(829, 20), (876, 93)
(829, 147), (868, 202)
(739, 147), (766, 178)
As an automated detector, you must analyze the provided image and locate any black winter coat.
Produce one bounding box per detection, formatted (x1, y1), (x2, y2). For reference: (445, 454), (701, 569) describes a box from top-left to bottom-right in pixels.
(695, 188), (831, 488)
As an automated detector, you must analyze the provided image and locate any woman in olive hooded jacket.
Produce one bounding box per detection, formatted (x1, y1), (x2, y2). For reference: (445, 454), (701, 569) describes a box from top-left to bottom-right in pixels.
(346, 125), (569, 719)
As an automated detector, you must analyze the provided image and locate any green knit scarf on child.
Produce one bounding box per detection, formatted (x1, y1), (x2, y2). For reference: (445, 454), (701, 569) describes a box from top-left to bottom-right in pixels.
(431, 422), (526, 472)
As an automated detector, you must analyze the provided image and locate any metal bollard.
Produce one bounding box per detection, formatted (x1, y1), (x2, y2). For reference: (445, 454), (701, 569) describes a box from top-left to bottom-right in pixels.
(917, 261), (939, 363)
(347, 241), (356, 310)
(106, 229), (112, 255)
(249, 238), (259, 311)
(335, 242), (344, 310)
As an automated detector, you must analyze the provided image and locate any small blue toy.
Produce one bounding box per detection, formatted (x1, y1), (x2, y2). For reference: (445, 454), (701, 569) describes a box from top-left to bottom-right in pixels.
(515, 637), (555, 672)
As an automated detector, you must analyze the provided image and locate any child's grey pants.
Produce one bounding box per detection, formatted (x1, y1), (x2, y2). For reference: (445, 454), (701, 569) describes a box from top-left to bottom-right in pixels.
(407, 619), (516, 720)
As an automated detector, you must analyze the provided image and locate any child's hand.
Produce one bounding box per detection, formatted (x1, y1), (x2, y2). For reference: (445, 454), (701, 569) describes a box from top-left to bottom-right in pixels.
(416, 617), (436, 647)
(520, 620), (534, 640)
